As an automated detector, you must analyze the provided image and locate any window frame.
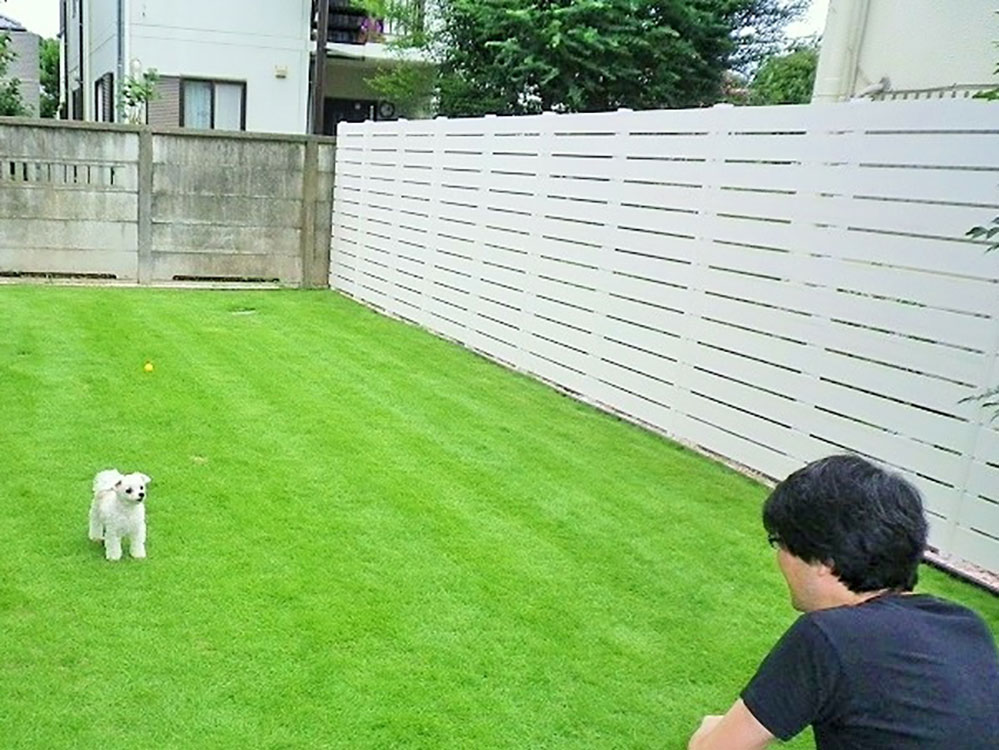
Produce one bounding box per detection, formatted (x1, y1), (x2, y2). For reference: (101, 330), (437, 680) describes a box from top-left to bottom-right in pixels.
(178, 78), (247, 131)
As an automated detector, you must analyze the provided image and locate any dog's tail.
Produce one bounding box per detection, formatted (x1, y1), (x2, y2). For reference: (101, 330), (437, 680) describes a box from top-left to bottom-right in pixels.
(93, 469), (123, 493)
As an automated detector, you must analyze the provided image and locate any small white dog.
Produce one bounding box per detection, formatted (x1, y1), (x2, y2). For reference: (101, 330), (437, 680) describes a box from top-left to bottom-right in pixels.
(89, 469), (152, 561)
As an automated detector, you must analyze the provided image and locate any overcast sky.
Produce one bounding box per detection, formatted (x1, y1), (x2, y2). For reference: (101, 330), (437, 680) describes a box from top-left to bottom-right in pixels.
(788, 0), (829, 40)
(1, 0), (58, 38)
(0, 0), (829, 44)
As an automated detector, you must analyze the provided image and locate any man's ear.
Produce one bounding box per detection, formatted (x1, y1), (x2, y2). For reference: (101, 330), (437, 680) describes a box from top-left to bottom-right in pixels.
(814, 559), (837, 577)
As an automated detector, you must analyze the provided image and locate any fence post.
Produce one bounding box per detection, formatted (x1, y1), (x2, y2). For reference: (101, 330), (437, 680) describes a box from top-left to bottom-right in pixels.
(585, 109), (630, 411)
(317, 140), (335, 290)
(514, 111), (559, 376)
(461, 114), (497, 355)
(670, 105), (730, 438)
(299, 137), (322, 288)
(137, 127), (153, 284)
(418, 117), (447, 329)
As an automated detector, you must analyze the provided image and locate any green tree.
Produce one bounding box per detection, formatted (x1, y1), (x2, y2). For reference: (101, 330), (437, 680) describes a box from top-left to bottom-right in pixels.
(747, 43), (817, 105)
(0, 31), (30, 116)
(39, 37), (59, 117)
(367, 0), (806, 117)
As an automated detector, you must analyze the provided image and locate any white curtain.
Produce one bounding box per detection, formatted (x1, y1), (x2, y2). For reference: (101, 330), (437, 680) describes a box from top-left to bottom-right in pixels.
(214, 83), (243, 131)
(183, 81), (212, 129)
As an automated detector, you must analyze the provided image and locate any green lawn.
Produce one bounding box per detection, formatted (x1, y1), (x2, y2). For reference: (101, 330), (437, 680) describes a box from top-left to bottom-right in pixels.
(1, 286), (996, 749)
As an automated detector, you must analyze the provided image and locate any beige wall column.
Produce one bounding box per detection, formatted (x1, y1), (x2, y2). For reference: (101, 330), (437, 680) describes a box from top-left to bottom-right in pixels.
(812, 0), (871, 102)
(137, 127), (153, 284)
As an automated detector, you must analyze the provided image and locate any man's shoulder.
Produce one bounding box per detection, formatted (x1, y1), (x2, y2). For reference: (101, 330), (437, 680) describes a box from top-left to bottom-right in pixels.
(804, 594), (993, 648)
(807, 593), (981, 622)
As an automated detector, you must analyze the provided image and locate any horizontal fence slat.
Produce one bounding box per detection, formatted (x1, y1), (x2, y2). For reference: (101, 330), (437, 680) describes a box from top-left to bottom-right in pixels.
(951, 527), (999, 573)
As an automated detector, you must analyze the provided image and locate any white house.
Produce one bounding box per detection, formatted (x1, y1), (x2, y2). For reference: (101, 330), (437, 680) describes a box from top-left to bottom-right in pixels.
(61, 0), (312, 132)
(1, 13), (41, 115)
(60, 0), (428, 134)
(813, 0), (999, 102)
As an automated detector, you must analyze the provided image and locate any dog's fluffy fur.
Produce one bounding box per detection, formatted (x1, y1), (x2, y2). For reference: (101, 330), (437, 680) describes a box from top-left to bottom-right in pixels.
(89, 469), (152, 561)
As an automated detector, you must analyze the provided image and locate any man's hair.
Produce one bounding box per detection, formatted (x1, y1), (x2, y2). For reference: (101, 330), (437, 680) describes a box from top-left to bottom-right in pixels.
(763, 454), (928, 593)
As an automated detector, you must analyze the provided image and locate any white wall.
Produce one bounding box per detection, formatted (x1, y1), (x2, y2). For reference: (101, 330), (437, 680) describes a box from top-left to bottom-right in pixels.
(330, 102), (999, 574)
(814, 0), (999, 101)
(63, 0), (83, 116)
(88, 0), (117, 107)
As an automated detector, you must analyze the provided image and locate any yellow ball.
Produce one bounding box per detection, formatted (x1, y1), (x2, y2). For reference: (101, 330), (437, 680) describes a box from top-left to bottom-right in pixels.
(144, 362), (154, 373)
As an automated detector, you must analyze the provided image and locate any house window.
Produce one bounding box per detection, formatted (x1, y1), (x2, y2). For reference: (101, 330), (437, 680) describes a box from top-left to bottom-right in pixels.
(71, 86), (83, 120)
(180, 79), (246, 131)
(94, 73), (114, 122)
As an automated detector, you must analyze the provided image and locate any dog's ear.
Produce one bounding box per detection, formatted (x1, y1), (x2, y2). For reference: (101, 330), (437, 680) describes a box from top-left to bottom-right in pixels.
(94, 469), (124, 493)
(139, 474), (152, 485)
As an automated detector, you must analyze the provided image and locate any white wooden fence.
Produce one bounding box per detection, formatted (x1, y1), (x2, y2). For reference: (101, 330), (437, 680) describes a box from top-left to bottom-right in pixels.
(330, 101), (999, 574)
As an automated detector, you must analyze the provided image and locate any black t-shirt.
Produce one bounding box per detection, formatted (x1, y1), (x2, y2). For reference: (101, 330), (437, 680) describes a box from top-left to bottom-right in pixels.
(741, 594), (999, 749)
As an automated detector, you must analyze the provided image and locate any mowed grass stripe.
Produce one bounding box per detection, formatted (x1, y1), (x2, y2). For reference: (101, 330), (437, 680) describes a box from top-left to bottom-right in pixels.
(0, 286), (995, 748)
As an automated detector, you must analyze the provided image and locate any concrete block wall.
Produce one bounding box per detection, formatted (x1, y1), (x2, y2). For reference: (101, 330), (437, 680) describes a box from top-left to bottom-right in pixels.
(0, 119), (335, 287)
(0, 122), (140, 279)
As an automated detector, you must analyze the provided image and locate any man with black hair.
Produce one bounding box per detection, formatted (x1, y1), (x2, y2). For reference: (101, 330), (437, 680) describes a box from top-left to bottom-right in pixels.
(688, 454), (999, 750)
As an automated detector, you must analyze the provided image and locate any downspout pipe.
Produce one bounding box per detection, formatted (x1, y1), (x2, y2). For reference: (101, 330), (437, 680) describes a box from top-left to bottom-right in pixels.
(59, 0), (68, 117)
(812, 0), (872, 102)
(117, 0), (125, 121)
(81, 0), (89, 119)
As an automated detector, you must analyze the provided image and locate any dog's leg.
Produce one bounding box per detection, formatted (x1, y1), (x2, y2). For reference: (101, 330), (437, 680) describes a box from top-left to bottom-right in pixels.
(88, 500), (104, 542)
(104, 533), (123, 561)
(130, 525), (146, 559)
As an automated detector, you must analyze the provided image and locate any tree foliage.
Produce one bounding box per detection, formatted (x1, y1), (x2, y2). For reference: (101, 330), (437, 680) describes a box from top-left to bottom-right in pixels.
(0, 31), (30, 116)
(722, 0), (807, 73)
(119, 68), (160, 124)
(367, 0), (806, 117)
(747, 43), (817, 105)
(39, 37), (59, 117)
(364, 58), (437, 116)
(967, 217), (999, 253)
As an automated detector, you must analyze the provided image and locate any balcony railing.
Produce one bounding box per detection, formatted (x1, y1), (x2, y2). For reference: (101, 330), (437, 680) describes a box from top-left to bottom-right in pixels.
(871, 84), (996, 101)
(312, 0), (425, 45)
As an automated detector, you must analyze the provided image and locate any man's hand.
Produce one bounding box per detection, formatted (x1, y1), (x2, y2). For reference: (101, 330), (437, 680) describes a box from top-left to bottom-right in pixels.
(687, 700), (774, 750)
